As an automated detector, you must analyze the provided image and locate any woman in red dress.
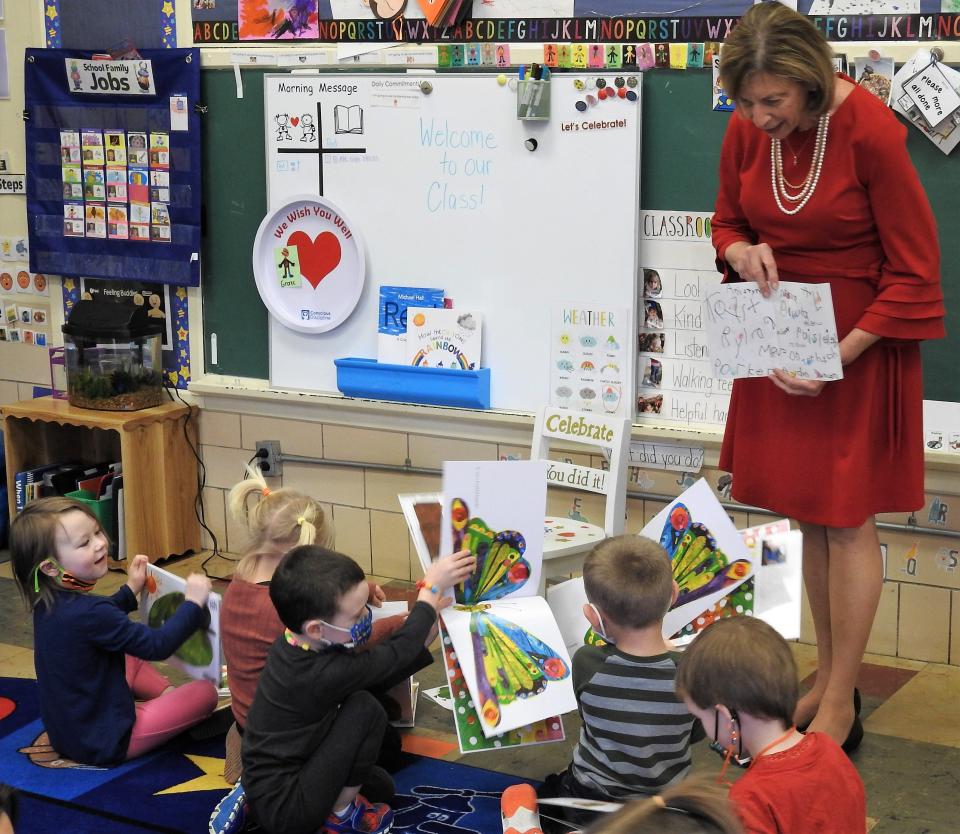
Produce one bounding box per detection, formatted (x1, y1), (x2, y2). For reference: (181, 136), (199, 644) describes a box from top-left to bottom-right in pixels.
(713, 3), (944, 751)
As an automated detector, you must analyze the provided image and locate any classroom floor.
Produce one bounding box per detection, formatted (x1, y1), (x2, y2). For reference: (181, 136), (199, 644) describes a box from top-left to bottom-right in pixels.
(2, 552), (960, 834)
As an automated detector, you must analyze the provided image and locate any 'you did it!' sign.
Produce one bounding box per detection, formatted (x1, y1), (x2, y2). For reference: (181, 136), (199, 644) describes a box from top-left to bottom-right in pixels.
(704, 282), (843, 381)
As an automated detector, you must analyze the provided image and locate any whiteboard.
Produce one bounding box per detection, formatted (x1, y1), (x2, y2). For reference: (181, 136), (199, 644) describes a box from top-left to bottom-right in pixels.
(263, 72), (642, 412)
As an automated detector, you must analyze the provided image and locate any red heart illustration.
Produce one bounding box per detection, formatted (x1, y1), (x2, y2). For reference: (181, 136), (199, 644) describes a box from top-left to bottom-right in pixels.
(290, 116), (300, 126)
(287, 231), (342, 290)
(0, 697), (15, 722)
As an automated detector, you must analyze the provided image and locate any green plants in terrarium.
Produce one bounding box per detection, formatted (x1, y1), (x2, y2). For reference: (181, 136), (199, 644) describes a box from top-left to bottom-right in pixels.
(67, 364), (164, 411)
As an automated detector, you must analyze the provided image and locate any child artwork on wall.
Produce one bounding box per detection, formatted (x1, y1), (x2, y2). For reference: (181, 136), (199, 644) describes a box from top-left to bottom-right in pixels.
(139, 564), (223, 685)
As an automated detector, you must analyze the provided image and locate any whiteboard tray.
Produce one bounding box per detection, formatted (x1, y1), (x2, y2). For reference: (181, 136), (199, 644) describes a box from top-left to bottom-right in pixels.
(334, 357), (490, 410)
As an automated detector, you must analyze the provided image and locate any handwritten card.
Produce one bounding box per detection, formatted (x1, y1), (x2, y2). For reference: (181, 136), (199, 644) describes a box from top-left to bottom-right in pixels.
(704, 281), (843, 381)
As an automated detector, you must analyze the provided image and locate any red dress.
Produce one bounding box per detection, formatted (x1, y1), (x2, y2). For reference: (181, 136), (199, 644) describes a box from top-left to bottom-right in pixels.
(713, 79), (945, 528)
(729, 732), (866, 834)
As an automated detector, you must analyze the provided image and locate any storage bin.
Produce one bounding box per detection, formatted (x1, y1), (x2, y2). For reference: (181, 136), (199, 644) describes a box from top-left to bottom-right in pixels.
(335, 357), (491, 409)
(66, 488), (117, 541)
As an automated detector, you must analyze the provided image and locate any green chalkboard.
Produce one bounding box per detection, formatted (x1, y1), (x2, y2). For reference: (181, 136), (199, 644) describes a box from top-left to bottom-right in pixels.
(201, 68), (958, 402)
(202, 68), (269, 380)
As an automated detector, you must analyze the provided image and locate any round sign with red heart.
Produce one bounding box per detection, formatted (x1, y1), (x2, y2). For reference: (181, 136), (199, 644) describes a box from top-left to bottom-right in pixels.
(252, 195), (365, 334)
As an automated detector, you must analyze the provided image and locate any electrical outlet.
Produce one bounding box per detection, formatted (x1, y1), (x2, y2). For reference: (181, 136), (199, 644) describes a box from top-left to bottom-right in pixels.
(254, 440), (283, 477)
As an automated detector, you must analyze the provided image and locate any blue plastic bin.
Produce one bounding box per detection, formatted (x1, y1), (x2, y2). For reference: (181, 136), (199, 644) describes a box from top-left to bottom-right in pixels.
(334, 358), (491, 410)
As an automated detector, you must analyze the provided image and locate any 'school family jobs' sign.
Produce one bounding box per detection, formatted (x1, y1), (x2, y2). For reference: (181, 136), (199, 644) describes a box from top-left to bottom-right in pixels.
(24, 48), (202, 287)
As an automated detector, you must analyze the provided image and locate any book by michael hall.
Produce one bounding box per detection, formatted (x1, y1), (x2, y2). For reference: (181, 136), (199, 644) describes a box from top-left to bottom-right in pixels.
(377, 285), (445, 365)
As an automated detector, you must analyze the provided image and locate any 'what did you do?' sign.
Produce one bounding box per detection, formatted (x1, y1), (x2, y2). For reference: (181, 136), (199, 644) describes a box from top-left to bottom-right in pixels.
(704, 282), (843, 381)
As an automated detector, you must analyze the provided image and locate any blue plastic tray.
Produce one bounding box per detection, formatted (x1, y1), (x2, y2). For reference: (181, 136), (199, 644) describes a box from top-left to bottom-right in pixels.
(334, 357), (490, 409)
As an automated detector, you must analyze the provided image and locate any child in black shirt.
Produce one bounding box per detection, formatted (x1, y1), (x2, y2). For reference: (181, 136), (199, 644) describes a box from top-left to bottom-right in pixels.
(241, 544), (475, 834)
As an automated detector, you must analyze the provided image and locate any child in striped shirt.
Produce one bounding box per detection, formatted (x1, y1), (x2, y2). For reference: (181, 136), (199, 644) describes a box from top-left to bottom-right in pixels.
(539, 535), (703, 813)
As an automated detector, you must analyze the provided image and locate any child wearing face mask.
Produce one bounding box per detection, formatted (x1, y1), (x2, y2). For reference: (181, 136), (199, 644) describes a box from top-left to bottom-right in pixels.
(220, 468), (405, 785)
(240, 544), (475, 834)
(675, 617), (866, 834)
(9, 497), (218, 766)
(538, 535), (703, 824)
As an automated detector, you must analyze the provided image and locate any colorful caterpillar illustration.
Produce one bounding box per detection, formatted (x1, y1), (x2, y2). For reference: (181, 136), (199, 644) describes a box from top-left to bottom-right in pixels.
(659, 502), (752, 606)
(450, 499), (569, 728)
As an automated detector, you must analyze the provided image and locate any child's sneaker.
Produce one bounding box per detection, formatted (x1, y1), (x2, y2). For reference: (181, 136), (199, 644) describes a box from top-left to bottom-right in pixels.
(208, 780), (247, 834)
(323, 795), (393, 834)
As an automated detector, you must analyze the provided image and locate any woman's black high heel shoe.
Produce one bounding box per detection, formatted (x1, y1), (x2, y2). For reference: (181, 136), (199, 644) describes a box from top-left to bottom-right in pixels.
(841, 714), (864, 754)
(798, 688), (861, 734)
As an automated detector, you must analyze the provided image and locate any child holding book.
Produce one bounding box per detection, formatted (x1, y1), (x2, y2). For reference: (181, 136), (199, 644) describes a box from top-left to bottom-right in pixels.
(10, 497), (218, 765)
(220, 468), (405, 782)
(675, 617), (866, 834)
(540, 535), (702, 813)
(241, 544), (475, 834)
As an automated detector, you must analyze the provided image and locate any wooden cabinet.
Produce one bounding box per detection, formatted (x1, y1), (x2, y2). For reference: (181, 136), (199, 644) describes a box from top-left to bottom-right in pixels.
(2, 397), (200, 563)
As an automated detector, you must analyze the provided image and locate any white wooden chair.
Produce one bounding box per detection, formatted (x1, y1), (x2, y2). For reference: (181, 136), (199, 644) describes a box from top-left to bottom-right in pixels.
(531, 408), (631, 594)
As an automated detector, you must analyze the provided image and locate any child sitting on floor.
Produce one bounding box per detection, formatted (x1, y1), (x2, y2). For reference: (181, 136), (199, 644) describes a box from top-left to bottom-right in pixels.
(540, 535), (703, 817)
(220, 467), (405, 783)
(10, 497), (218, 766)
(241, 544), (475, 834)
(675, 617), (867, 834)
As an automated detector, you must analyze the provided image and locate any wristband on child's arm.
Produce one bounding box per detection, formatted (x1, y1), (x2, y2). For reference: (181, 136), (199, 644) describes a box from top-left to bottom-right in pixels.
(415, 580), (440, 595)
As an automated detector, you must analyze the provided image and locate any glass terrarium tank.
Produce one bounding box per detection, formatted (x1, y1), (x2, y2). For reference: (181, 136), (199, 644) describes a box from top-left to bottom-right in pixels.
(62, 299), (165, 411)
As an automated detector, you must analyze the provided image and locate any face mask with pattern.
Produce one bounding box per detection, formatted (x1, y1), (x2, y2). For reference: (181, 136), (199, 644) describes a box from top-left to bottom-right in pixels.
(32, 558), (97, 593)
(320, 604), (373, 649)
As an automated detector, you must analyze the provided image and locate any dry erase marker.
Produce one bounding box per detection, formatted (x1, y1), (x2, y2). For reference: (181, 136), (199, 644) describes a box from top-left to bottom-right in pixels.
(518, 64), (526, 81)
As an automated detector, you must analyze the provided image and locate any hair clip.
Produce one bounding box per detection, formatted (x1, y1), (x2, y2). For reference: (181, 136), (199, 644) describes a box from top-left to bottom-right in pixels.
(261, 487), (271, 496)
(296, 515), (305, 526)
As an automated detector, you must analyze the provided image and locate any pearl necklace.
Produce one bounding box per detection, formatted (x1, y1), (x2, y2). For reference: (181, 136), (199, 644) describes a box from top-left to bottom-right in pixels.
(770, 113), (830, 216)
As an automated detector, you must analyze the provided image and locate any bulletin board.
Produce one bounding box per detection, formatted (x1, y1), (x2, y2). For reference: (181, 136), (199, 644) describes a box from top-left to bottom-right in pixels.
(24, 48), (202, 287)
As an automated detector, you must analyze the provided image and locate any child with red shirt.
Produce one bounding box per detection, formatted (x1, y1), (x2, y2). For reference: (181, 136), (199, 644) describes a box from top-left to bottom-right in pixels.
(675, 618), (866, 834)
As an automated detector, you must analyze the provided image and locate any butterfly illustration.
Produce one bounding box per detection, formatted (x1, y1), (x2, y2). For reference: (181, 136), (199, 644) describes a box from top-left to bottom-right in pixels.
(450, 499), (569, 729)
(660, 503), (752, 606)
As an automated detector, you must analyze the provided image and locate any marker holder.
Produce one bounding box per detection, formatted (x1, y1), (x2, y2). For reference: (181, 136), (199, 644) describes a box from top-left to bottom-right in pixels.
(334, 357), (491, 409)
(517, 79), (551, 121)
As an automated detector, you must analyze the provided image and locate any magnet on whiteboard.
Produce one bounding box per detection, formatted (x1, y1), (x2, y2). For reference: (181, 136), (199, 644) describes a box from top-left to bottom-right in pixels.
(524, 138), (538, 152)
(497, 74), (507, 86)
(868, 48), (882, 61)
(931, 47), (945, 62)
(420, 80), (433, 94)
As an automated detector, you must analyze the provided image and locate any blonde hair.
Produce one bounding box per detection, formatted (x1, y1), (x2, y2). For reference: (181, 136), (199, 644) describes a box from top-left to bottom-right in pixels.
(586, 777), (743, 834)
(10, 496), (104, 611)
(675, 617), (798, 727)
(228, 465), (332, 581)
(719, 2), (836, 118)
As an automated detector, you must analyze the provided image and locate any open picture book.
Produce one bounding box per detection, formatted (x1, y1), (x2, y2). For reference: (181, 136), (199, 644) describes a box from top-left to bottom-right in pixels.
(138, 563), (223, 685)
(547, 480), (800, 654)
(400, 459), (577, 752)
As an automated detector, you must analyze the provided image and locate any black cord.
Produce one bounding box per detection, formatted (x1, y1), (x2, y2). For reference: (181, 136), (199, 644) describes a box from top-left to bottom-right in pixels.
(163, 380), (238, 579)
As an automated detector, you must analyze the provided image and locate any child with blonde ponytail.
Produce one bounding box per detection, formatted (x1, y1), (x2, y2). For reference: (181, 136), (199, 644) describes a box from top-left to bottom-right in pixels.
(220, 466), (403, 783)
